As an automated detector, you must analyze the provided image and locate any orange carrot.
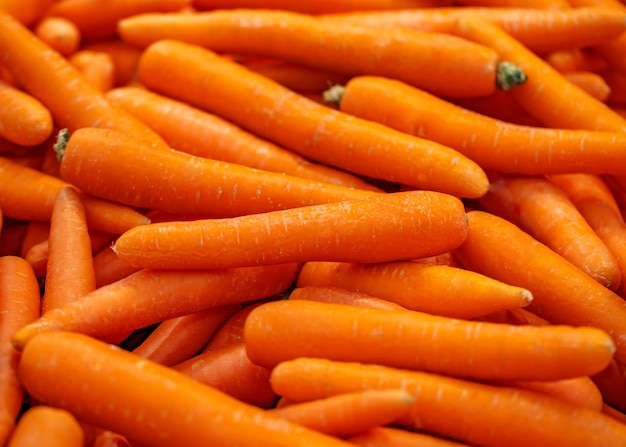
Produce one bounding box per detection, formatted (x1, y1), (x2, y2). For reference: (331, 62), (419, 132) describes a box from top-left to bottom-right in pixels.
(0, 221), (28, 257)
(104, 86), (380, 191)
(132, 304), (240, 366)
(81, 39), (142, 87)
(245, 299), (614, 381)
(135, 39), (490, 198)
(478, 174), (621, 289)
(19, 221), (49, 259)
(17, 331), (356, 447)
(69, 50), (115, 92)
(289, 285), (407, 310)
(455, 0), (570, 8)
(193, 0), (454, 12)
(268, 389), (415, 438)
(545, 48), (608, 73)
(0, 79), (53, 147)
(0, 10), (168, 149)
(592, 359), (626, 413)
(603, 69), (626, 105)
(6, 406), (84, 447)
(562, 71), (612, 102)
(452, 210), (626, 364)
(92, 245), (141, 288)
(12, 263), (300, 350)
(202, 303), (262, 351)
(602, 403), (626, 424)
(0, 256), (40, 444)
(348, 426), (473, 447)
(452, 89), (543, 126)
(270, 358), (626, 447)
(33, 16), (81, 57)
(0, 0), (52, 26)
(325, 75), (626, 176)
(453, 16), (626, 132)
(296, 261), (533, 319)
(56, 127), (380, 217)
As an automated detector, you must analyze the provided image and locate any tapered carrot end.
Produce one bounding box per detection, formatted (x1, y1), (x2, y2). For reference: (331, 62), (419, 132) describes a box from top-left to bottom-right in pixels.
(12, 320), (55, 351)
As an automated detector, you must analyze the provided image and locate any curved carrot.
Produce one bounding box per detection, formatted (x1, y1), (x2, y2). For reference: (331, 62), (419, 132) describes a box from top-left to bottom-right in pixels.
(289, 285), (407, 310)
(452, 210), (626, 364)
(296, 261), (533, 319)
(69, 50), (115, 92)
(453, 16), (626, 132)
(0, 79), (53, 147)
(119, 9), (518, 99)
(348, 426), (473, 447)
(270, 358), (626, 447)
(478, 174), (621, 289)
(12, 263), (300, 350)
(6, 406), (84, 447)
(104, 86), (380, 191)
(17, 331), (356, 447)
(193, 0), (453, 12)
(56, 127), (379, 217)
(33, 16), (81, 57)
(268, 389), (415, 438)
(0, 256), (40, 444)
(325, 75), (626, 176)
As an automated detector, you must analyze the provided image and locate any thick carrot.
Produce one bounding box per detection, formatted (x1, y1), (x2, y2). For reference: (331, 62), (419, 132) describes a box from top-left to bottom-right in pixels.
(347, 426), (472, 447)
(452, 210), (626, 364)
(69, 50), (115, 92)
(132, 304), (240, 366)
(119, 9), (518, 99)
(245, 299), (614, 381)
(12, 263), (300, 350)
(0, 10), (168, 149)
(56, 127), (380, 217)
(270, 358), (626, 447)
(453, 16), (626, 132)
(33, 16), (81, 57)
(478, 174), (621, 289)
(172, 342), (277, 408)
(0, 256), (40, 444)
(296, 261), (533, 319)
(135, 40), (490, 198)
(0, 79), (53, 147)
(112, 190), (469, 270)
(326, 76), (626, 176)
(0, 0), (52, 26)
(289, 285), (407, 310)
(6, 406), (84, 447)
(17, 331), (356, 447)
(192, 0), (454, 12)
(104, 86), (380, 191)
(321, 7), (626, 55)
(268, 389), (415, 438)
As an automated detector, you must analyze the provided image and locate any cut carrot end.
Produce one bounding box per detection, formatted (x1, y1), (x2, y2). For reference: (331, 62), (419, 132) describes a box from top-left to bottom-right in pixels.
(53, 128), (71, 162)
(322, 84), (345, 108)
(496, 61), (527, 91)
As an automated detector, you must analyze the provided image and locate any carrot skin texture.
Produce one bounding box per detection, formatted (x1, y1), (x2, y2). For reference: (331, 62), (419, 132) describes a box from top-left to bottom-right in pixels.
(17, 331), (356, 447)
(0, 79), (53, 146)
(136, 40), (490, 198)
(270, 358), (626, 447)
(112, 191), (469, 269)
(6, 406), (84, 447)
(453, 210), (626, 364)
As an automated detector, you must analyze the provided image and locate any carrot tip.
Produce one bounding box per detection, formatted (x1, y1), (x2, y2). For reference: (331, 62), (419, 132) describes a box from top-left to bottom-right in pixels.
(53, 128), (71, 162)
(496, 61), (527, 91)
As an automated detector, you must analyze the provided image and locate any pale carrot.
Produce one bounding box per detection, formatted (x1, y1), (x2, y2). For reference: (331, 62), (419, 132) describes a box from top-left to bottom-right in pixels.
(6, 406), (84, 447)
(0, 79), (53, 147)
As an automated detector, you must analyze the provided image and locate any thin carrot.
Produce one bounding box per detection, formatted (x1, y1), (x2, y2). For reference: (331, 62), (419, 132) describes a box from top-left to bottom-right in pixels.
(478, 173), (621, 289)
(326, 75), (626, 176)
(192, 0), (455, 13)
(17, 331), (356, 447)
(104, 86), (380, 191)
(6, 406), (84, 447)
(12, 263), (300, 350)
(69, 50), (115, 92)
(452, 210), (626, 364)
(0, 256), (40, 444)
(288, 285), (407, 310)
(453, 16), (626, 132)
(92, 245), (141, 288)
(562, 71), (612, 102)
(132, 304), (240, 366)
(452, 89), (543, 126)
(0, 79), (53, 147)
(347, 426), (473, 447)
(545, 48), (608, 73)
(0, 0), (52, 26)
(135, 40), (490, 198)
(80, 39), (142, 87)
(202, 303), (263, 351)
(244, 299), (614, 381)
(112, 190), (469, 270)
(268, 389), (415, 438)
(296, 261), (533, 319)
(321, 7), (626, 55)
(0, 10), (168, 149)
(172, 342), (277, 408)
(19, 221), (49, 259)
(33, 16), (81, 57)
(270, 358), (626, 447)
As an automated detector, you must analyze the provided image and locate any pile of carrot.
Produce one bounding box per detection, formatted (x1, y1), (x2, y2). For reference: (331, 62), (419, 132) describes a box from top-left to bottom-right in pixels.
(1, 0), (626, 445)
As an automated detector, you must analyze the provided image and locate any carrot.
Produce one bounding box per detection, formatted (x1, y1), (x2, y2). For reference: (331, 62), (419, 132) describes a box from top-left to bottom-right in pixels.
(69, 50), (115, 92)
(137, 41), (490, 198)
(245, 299), (614, 381)
(562, 71), (612, 102)
(104, 86), (380, 191)
(592, 359), (626, 413)
(347, 426), (473, 447)
(476, 307), (551, 326)
(202, 303), (262, 351)
(92, 245), (141, 288)
(172, 342), (277, 408)
(120, 9), (521, 99)
(6, 406), (84, 447)
(0, 11), (169, 149)
(325, 75), (626, 176)
(547, 173), (620, 214)
(33, 16), (81, 57)
(112, 190), (468, 270)
(321, 7), (626, 55)
(0, 0), (52, 26)
(12, 263), (300, 350)
(268, 389), (415, 438)
(19, 221), (49, 259)
(603, 403), (626, 424)
(271, 358), (626, 447)
(456, 0), (571, 8)
(0, 256), (40, 444)
(452, 89), (543, 126)
(452, 210), (626, 364)
(289, 285), (407, 310)
(454, 16), (626, 132)
(603, 69), (626, 105)
(296, 261), (533, 319)
(0, 79), (53, 147)
(132, 304), (240, 366)
(478, 174), (621, 289)
(545, 48), (608, 73)
(192, 0), (455, 13)
(81, 39), (142, 87)
(43, 0), (192, 41)
(0, 221), (28, 257)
